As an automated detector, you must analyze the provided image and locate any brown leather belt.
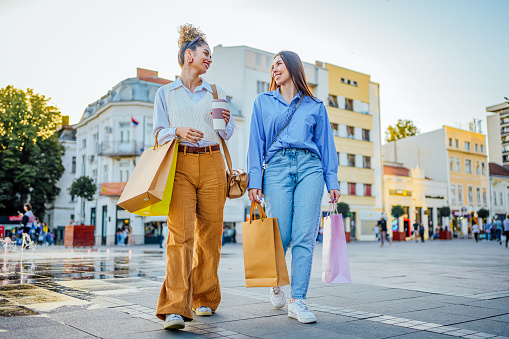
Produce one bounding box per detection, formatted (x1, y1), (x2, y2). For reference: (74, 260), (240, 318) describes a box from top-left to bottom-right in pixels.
(178, 144), (220, 154)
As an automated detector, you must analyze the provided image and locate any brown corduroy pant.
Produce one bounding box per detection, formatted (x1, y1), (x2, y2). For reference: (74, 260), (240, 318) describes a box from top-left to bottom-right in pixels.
(156, 148), (226, 321)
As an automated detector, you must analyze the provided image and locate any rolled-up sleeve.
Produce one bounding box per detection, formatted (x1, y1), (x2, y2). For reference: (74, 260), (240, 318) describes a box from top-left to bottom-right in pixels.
(247, 96), (265, 190)
(153, 86), (178, 145)
(218, 114), (236, 141)
(315, 103), (339, 192)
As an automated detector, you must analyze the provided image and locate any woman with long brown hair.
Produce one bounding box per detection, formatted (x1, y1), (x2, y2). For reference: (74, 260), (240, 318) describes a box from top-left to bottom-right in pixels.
(247, 51), (340, 324)
(153, 24), (235, 330)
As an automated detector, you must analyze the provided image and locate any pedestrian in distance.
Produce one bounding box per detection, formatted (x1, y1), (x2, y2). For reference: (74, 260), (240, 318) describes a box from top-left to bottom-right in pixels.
(504, 214), (509, 248)
(419, 223), (425, 242)
(20, 203), (34, 235)
(373, 225), (380, 241)
(378, 216), (391, 247)
(153, 24), (235, 330)
(472, 221), (480, 242)
(495, 218), (503, 244)
(413, 221), (420, 243)
(247, 50), (340, 324)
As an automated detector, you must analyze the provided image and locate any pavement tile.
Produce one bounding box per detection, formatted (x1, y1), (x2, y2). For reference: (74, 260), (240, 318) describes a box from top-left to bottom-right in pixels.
(452, 319), (509, 337)
(427, 326), (461, 333)
(490, 314), (509, 323)
(0, 325), (96, 338)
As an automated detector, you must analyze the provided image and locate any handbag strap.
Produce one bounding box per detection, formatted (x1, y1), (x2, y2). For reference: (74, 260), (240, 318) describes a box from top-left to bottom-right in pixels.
(211, 84), (234, 175)
(250, 201), (267, 222)
(264, 95), (304, 160)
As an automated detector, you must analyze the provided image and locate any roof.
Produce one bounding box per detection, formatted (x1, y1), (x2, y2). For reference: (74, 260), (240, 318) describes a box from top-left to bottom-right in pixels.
(383, 165), (410, 177)
(489, 162), (509, 177)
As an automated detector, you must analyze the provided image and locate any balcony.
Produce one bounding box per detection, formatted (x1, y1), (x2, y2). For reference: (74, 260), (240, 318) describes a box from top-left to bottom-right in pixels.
(98, 140), (144, 157)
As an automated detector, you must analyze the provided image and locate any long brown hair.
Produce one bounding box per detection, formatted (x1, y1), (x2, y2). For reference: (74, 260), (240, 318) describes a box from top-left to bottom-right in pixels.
(269, 51), (316, 101)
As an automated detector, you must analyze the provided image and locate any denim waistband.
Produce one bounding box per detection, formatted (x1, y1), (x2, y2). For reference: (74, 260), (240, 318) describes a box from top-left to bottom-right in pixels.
(274, 148), (313, 156)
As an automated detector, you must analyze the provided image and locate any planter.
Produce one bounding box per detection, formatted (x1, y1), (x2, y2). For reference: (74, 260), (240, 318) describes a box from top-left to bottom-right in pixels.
(439, 230), (452, 240)
(392, 231), (406, 241)
(345, 232), (351, 243)
(64, 225), (95, 247)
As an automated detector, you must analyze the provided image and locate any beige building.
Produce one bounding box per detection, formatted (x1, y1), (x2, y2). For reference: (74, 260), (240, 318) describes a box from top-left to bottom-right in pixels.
(487, 102), (509, 166)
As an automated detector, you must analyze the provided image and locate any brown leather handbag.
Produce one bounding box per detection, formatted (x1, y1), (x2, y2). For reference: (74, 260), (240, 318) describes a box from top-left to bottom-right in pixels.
(211, 84), (248, 199)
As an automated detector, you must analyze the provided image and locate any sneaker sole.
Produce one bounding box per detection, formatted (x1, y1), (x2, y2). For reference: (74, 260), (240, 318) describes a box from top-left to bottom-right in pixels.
(288, 312), (317, 324)
(195, 310), (213, 316)
(164, 321), (185, 330)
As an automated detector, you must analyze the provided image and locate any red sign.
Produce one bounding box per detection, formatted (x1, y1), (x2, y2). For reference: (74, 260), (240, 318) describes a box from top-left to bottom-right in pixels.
(9, 216), (22, 221)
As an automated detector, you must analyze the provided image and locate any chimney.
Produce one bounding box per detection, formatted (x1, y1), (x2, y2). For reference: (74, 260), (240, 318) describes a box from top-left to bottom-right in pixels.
(62, 115), (70, 126)
(137, 68), (158, 79)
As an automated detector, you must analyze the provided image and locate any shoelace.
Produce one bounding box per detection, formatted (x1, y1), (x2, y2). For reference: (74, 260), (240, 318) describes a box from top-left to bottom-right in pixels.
(272, 287), (282, 296)
(292, 300), (309, 311)
(167, 314), (182, 321)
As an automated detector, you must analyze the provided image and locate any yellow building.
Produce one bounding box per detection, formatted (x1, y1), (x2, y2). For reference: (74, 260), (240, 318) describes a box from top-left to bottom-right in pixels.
(321, 62), (383, 241)
(383, 125), (489, 234)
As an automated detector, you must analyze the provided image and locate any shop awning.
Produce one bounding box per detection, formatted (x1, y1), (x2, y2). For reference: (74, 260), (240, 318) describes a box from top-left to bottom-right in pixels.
(100, 182), (127, 196)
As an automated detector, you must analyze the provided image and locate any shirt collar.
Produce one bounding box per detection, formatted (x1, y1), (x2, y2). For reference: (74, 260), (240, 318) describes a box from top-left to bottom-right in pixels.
(169, 77), (213, 93)
(268, 88), (304, 105)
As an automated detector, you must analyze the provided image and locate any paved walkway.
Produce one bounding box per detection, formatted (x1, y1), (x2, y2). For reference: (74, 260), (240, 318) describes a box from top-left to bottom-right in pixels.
(0, 239), (508, 338)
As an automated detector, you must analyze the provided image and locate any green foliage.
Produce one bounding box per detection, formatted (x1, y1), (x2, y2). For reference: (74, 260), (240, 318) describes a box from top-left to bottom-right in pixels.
(477, 208), (489, 220)
(336, 202), (350, 217)
(0, 85), (64, 218)
(69, 176), (97, 201)
(438, 206), (451, 218)
(385, 119), (419, 143)
(391, 205), (405, 218)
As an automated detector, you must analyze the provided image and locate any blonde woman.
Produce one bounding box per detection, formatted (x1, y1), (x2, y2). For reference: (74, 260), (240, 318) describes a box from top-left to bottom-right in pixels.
(153, 24), (235, 330)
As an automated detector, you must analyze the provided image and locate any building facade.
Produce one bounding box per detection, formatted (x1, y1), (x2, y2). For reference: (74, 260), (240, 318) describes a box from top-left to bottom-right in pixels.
(486, 102), (509, 166)
(383, 162), (448, 239)
(383, 126), (489, 234)
(489, 162), (509, 221)
(74, 68), (171, 245)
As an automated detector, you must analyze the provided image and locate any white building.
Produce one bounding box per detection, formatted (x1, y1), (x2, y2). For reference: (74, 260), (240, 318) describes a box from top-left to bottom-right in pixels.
(383, 162), (449, 239)
(204, 45), (331, 241)
(489, 162), (509, 221)
(486, 102), (509, 166)
(45, 116), (77, 234)
(74, 68), (171, 245)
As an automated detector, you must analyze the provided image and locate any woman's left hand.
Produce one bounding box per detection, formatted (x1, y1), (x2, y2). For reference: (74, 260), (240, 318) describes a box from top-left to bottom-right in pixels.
(222, 109), (231, 124)
(329, 190), (341, 203)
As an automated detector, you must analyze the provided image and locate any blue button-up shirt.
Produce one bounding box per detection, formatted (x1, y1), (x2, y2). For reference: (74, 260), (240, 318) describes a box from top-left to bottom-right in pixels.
(247, 89), (339, 192)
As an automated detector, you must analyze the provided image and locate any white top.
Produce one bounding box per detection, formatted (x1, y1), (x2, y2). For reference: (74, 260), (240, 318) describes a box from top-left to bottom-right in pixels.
(472, 224), (479, 233)
(504, 219), (509, 231)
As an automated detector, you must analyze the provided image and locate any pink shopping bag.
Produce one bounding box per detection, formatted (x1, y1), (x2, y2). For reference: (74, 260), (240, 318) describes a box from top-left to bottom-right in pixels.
(322, 204), (351, 284)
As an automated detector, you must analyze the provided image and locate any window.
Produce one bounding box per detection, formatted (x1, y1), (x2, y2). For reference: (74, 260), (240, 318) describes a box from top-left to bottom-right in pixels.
(465, 159), (472, 174)
(476, 161), (480, 175)
(482, 188), (487, 206)
(468, 186), (473, 205)
(476, 187), (481, 206)
(475, 144), (478, 152)
(494, 191), (498, 205)
(451, 185), (456, 205)
(458, 185), (463, 205)
(464, 141), (470, 151)
(450, 156), (454, 171)
(348, 182), (356, 195)
(500, 192), (504, 206)
(257, 81), (269, 94)
(92, 169), (98, 182)
(81, 155), (86, 175)
(362, 129), (370, 141)
(347, 154), (355, 167)
(256, 53), (261, 66)
(330, 123), (339, 136)
(363, 156), (371, 169)
(364, 184), (372, 197)
(71, 156), (76, 174)
(93, 133), (98, 153)
(103, 165), (108, 182)
(480, 144), (484, 153)
(328, 94), (338, 108)
(455, 139), (459, 148)
(81, 139), (87, 149)
(345, 98), (353, 111)
(456, 157), (461, 172)
(482, 162), (486, 175)
(346, 126), (355, 138)
(70, 194), (75, 202)
(449, 138), (453, 146)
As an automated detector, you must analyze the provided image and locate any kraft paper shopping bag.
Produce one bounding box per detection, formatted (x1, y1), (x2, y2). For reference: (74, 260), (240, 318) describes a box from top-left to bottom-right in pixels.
(117, 136), (178, 214)
(322, 204), (351, 284)
(242, 202), (290, 287)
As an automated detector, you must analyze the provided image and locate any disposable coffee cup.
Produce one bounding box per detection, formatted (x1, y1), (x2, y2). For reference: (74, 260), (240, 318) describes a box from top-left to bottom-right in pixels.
(211, 99), (228, 131)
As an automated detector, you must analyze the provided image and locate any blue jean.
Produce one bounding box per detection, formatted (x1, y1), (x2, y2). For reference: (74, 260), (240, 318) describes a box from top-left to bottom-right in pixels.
(263, 148), (324, 299)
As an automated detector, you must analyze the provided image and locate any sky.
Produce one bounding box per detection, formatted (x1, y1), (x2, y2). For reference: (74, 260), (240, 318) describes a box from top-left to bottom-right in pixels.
(1, 0), (508, 138)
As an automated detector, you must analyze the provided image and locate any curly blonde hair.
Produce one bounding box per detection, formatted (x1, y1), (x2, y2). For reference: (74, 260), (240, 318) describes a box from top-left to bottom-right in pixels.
(177, 24), (207, 67)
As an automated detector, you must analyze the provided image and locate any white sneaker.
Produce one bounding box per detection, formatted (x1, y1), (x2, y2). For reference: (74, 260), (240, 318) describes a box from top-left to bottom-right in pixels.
(288, 299), (316, 324)
(194, 306), (213, 316)
(164, 314), (185, 330)
(270, 287), (286, 309)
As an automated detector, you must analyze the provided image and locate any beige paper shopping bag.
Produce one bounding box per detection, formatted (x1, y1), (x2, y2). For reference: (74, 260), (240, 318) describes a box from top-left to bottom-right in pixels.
(241, 202), (290, 287)
(117, 137), (177, 213)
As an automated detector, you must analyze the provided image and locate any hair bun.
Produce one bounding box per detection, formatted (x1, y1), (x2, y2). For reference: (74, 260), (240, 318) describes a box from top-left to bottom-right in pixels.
(177, 24), (206, 47)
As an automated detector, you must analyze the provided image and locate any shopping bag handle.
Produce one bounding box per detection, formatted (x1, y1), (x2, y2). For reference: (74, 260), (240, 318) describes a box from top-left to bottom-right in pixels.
(249, 202), (267, 223)
(154, 130), (161, 149)
(326, 202), (338, 218)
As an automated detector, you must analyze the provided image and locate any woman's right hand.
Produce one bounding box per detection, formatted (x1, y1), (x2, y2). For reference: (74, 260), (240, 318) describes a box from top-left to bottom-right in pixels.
(248, 189), (263, 203)
(176, 127), (204, 144)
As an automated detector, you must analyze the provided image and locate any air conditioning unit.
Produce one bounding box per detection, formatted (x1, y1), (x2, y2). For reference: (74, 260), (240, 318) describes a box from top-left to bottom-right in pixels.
(88, 155), (95, 162)
(105, 127), (112, 133)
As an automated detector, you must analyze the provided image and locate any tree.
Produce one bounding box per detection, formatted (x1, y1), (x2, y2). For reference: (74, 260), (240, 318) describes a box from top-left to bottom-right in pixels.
(336, 202), (350, 217)
(391, 205), (405, 218)
(477, 208), (489, 220)
(0, 86), (64, 219)
(438, 206), (451, 218)
(385, 119), (419, 143)
(69, 176), (97, 224)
